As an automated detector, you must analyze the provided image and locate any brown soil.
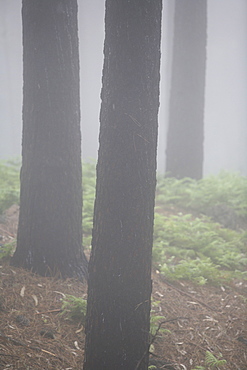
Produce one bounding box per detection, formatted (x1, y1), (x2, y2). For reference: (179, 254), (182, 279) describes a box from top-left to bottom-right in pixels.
(0, 206), (247, 370)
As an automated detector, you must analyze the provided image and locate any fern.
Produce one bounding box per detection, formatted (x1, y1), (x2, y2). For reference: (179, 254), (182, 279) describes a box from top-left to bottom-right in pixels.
(160, 257), (221, 285)
(192, 351), (227, 369)
(0, 240), (16, 260)
(82, 161), (96, 248)
(204, 351), (227, 368)
(1, 159), (246, 287)
(149, 315), (171, 336)
(60, 295), (87, 323)
(0, 159), (20, 214)
(153, 212), (247, 284)
(156, 171), (247, 217)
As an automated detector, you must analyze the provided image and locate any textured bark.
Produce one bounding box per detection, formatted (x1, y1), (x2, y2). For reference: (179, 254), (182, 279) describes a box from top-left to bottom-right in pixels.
(11, 0), (88, 281)
(83, 1), (162, 369)
(165, 0), (207, 180)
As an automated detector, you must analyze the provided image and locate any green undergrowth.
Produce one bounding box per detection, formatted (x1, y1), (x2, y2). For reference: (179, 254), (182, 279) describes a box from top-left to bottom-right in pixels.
(82, 164), (247, 285)
(60, 294), (87, 323)
(0, 240), (16, 259)
(150, 299), (170, 337)
(191, 350), (227, 369)
(1, 159), (247, 286)
(60, 294), (169, 340)
(156, 171), (247, 218)
(153, 212), (247, 285)
(82, 161), (96, 247)
(0, 159), (20, 214)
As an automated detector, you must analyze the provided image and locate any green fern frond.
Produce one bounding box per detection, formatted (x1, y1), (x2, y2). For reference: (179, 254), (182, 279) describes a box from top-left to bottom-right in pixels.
(60, 294), (87, 323)
(205, 351), (227, 368)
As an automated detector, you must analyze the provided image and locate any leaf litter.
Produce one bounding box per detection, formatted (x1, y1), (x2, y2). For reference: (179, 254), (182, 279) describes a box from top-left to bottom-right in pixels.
(0, 207), (246, 369)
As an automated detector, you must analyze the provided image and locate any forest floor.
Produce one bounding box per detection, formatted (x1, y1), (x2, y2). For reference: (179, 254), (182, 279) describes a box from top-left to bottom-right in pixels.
(0, 205), (246, 370)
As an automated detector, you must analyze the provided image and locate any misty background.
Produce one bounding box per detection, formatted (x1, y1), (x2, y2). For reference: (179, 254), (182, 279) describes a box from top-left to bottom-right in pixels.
(0, 0), (246, 176)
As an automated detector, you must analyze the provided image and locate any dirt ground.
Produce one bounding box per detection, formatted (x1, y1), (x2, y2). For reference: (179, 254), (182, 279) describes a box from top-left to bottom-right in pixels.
(0, 206), (247, 370)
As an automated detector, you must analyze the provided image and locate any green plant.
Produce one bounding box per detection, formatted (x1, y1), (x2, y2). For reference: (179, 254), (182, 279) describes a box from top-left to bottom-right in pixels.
(191, 351), (227, 370)
(0, 159), (20, 214)
(150, 314), (171, 337)
(60, 295), (87, 323)
(153, 212), (247, 285)
(204, 351), (227, 368)
(150, 300), (171, 337)
(2, 159), (246, 287)
(160, 257), (221, 285)
(82, 161), (96, 248)
(156, 171), (247, 217)
(0, 240), (16, 260)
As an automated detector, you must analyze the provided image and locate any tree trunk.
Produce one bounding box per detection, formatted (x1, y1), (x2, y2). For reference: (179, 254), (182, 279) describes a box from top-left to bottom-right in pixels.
(83, 1), (162, 369)
(165, 0), (207, 180)
(11, 0), (88, 281)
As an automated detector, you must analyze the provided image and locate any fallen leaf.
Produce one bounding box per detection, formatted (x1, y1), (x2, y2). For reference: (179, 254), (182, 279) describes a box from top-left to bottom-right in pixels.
(53, 291), (66, 298)
(20, 286), (25, 297)
(75, 326), (84, 334)
(32, 294), (38, 306)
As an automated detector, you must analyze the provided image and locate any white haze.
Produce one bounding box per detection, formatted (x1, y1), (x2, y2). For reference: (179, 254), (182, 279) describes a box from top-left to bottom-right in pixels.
(0, 0), (246, 176)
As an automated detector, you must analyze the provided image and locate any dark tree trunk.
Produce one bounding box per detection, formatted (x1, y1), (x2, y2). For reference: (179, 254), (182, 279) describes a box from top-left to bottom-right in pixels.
(83, 1), (162, 369)
(165, 0), (207, 180)
(11, 0), (88, 281)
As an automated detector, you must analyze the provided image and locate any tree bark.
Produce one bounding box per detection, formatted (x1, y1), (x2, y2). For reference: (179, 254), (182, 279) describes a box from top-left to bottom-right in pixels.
(165, 0), (207, 180)
(83, 1), (162, 369)
(11, 0), (88, 281)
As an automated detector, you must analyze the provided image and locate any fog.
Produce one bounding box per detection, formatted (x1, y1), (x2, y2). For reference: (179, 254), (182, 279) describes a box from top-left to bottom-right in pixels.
(0, 0), (246, 176)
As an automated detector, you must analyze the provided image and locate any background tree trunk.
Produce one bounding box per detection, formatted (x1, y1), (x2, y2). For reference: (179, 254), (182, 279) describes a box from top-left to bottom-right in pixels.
(165, 0), (207, 180)
(11, 0), (88, 281)
(83, 1), (162, 369)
